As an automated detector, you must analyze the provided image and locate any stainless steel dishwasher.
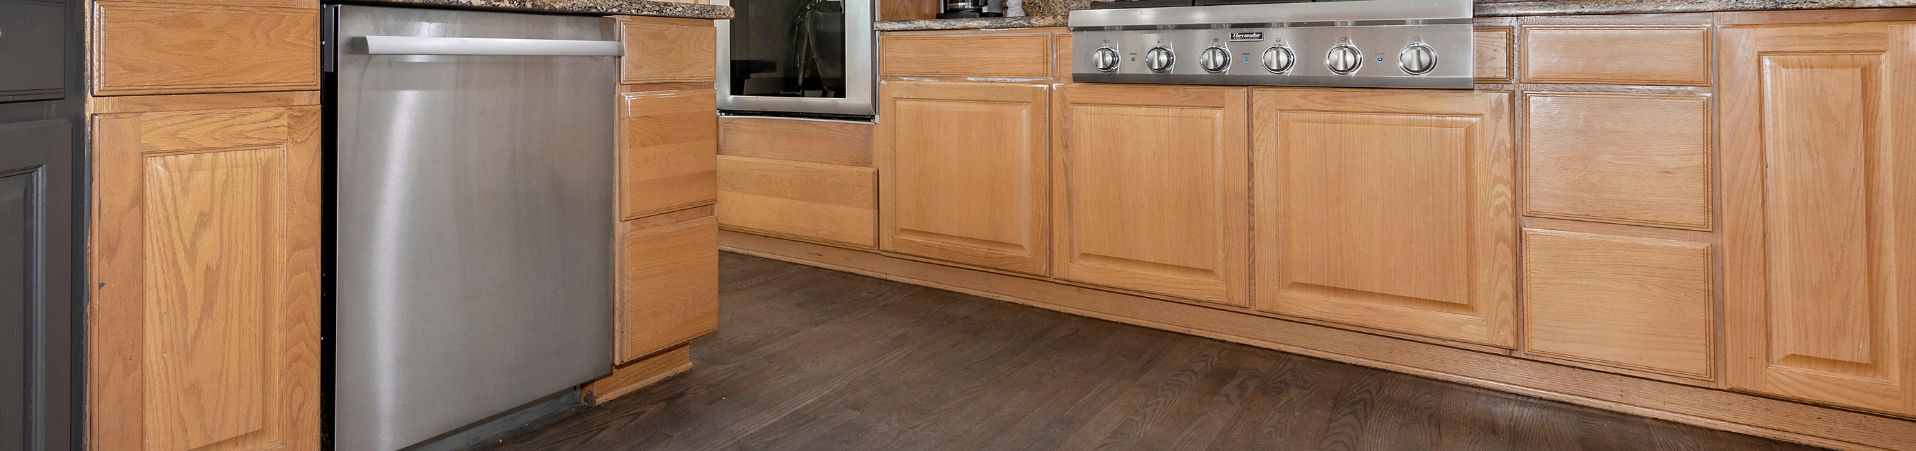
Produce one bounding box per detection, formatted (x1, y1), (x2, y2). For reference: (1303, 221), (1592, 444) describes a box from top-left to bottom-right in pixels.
(325, 5), (616, 450)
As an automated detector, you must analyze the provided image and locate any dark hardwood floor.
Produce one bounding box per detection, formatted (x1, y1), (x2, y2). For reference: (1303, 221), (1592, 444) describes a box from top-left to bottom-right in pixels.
(478, 252), (1819, 451)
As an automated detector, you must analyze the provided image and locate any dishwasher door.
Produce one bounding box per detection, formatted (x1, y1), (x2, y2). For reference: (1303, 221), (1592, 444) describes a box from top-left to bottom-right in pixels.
(328, 6), (616, 451)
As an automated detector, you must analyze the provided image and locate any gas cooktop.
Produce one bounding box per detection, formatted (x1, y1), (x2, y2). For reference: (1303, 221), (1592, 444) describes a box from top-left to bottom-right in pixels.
(1071, 0), (1475, 89)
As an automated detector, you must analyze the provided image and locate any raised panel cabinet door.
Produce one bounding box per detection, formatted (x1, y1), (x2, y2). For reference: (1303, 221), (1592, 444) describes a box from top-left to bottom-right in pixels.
(1053, 84), (1250, 306)
(89, 101), (321, 451)
(878, 81), (1050, 275)
(1721, 21), (1916, 415)
(1251, 88), (1518, 348)
(617, 206), (719, 364)
(619, 87), (718, 220)
(0, 119), (76, 451)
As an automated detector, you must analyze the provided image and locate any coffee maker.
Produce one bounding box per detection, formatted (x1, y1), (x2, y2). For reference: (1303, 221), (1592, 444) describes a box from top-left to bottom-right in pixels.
(938, 0), (1004, 18)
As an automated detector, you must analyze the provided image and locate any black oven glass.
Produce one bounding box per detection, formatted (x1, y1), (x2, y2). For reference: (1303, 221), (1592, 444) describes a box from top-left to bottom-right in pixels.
(730, 0), (848, 99)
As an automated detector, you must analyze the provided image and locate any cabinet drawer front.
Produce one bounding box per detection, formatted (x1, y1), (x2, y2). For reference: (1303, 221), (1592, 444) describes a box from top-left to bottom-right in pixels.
(1523, 229), (1715, 382)
(0, 2), (65, 102)
(617, 206), (719, 364)
(621, 88), (718, 219)
(93, 3), (319, 96)
(1522, 25), (1711, 86)
(621, 17), (716, 84)
(1474, 26), (1513, 83)
(1523, 93), (1713, 230)
(881, 31), (1054, 79)
(717, 155), (876, 248)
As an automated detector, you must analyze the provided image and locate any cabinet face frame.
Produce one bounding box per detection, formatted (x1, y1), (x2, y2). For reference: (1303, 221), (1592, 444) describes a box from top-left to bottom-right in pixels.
(1050, 84), (1252, 306)
(1720, 20), (1916, 416)
(1250, 88), (1519, 348)
(89, 98), (323, 451)
(877, 80), (1052, 276)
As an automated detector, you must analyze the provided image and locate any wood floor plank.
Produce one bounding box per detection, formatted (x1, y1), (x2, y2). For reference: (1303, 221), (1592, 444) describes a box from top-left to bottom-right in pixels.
(476, 253), (1823, 451)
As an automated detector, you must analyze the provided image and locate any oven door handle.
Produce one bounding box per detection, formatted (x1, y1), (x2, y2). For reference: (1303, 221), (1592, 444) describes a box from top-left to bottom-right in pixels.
(361, 36), (624, 57)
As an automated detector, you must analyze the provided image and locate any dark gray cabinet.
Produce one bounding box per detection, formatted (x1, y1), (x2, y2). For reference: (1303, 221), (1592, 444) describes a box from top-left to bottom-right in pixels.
(0, 1), (82, 450)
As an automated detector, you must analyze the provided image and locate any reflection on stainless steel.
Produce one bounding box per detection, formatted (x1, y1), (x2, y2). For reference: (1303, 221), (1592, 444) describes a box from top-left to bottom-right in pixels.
(329, 5), (615, 451)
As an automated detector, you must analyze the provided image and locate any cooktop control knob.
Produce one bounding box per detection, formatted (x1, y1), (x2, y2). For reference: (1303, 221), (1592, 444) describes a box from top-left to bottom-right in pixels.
(1262, 45), (1295, 73)
(1092, 47), (1121, 72)
(1145, 47), (1175, 73)
(1326, 44), (1363, 75)
(1399, 44), (1437, 75)
(1199, 46), (1231, 73)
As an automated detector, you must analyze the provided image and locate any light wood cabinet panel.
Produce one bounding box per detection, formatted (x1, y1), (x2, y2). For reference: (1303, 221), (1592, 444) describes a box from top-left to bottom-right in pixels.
(89, 98), (321, 451)
(880, 30), (1055, 80)
(1523, 92), (1713, 230)
(1521, 25), (1712, 86)
(717, 155), (877, 248)
(879, 81), (1050, 275)
(1523, 229), (1715, 382)
(617, 207), (719, 364)
(619, 16), (716, 84)
(719, 117), (874, 167)
(1053, 84), (1250, 306)
(1252, 88), (1517, 348)
(1721, 21), (1916, 416)
(619, 87), (717, 220)
(92, 2), (319, 96)
(1474, 26), (1513, 83)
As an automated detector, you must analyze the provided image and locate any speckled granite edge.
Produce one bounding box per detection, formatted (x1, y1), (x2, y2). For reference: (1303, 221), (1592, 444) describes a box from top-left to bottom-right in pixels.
(1476, 0), (1916, 16)
(341, 0), (732, 19)
(875, 15), (1069, 32)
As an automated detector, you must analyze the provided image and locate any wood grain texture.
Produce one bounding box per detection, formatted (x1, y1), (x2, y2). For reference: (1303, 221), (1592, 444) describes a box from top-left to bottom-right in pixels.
(619, 87), (718, 220)
(89, 91), (321, 114)
(1521, 25), (1712, 86)
(716, 155), (877, 248)
(620, 16), (716, 84)
(880, 30), (1055, 80)
(878, 81), (1051, 276)
(718, 117), (874, 167)
(1251, 88), (1518, 348)
(92, 2), (319, 96)
(878, 0), (937, 21)
(90, 98), (321, 451)
(1522, 229), (1715, 383)
(1475, 26), (1514, 83)
(583, 346), (693, 406)
(1522, 92), (1714, 230)
(1052, 84), (1251, 306)
(716, 232), (1916, 450)
(1720, 20), (1916, 416)
(617, 206), (719, 365)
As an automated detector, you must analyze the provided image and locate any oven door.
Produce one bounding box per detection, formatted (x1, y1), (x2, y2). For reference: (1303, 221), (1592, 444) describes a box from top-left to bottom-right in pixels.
(716, 0), (875, 117)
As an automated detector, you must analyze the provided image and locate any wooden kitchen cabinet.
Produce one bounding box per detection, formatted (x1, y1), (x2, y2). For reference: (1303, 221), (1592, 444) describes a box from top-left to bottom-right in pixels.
(91, 1), (320, 96)
(1720, 21), (1916, 415)
(617, 206), (719, 364)
(1052, 84), (1250, 306)
(1250, 88), (1518, 348)
(619, 86), (718, 219)
(878, 81), (1051, 275)
(89, 95), (322, 451)
(1522, 229), (1715, 382)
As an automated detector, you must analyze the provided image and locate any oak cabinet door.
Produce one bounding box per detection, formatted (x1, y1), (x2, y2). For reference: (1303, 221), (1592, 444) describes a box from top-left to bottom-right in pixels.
(619, 87), (718, 220)
(1052, 84), (1251, 306)
(90, 102), (321, 451)
(1251, 88), (1518, 348)
(617, 206), (719, 364)
(878, 81), (1050, 276)
(1721, 21), (1916, 415)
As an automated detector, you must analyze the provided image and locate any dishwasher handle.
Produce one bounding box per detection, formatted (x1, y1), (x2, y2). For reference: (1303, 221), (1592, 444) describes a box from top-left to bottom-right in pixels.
(361, 35), (624, 56)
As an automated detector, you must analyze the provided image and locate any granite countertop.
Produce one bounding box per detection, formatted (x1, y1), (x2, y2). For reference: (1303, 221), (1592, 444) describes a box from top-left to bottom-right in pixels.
(344, 0), (732, 19)
(879, 0), (1916, 30)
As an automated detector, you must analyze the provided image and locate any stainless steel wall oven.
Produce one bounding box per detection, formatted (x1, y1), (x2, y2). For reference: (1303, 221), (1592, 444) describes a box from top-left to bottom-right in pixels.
(716, 0), (876, 117)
